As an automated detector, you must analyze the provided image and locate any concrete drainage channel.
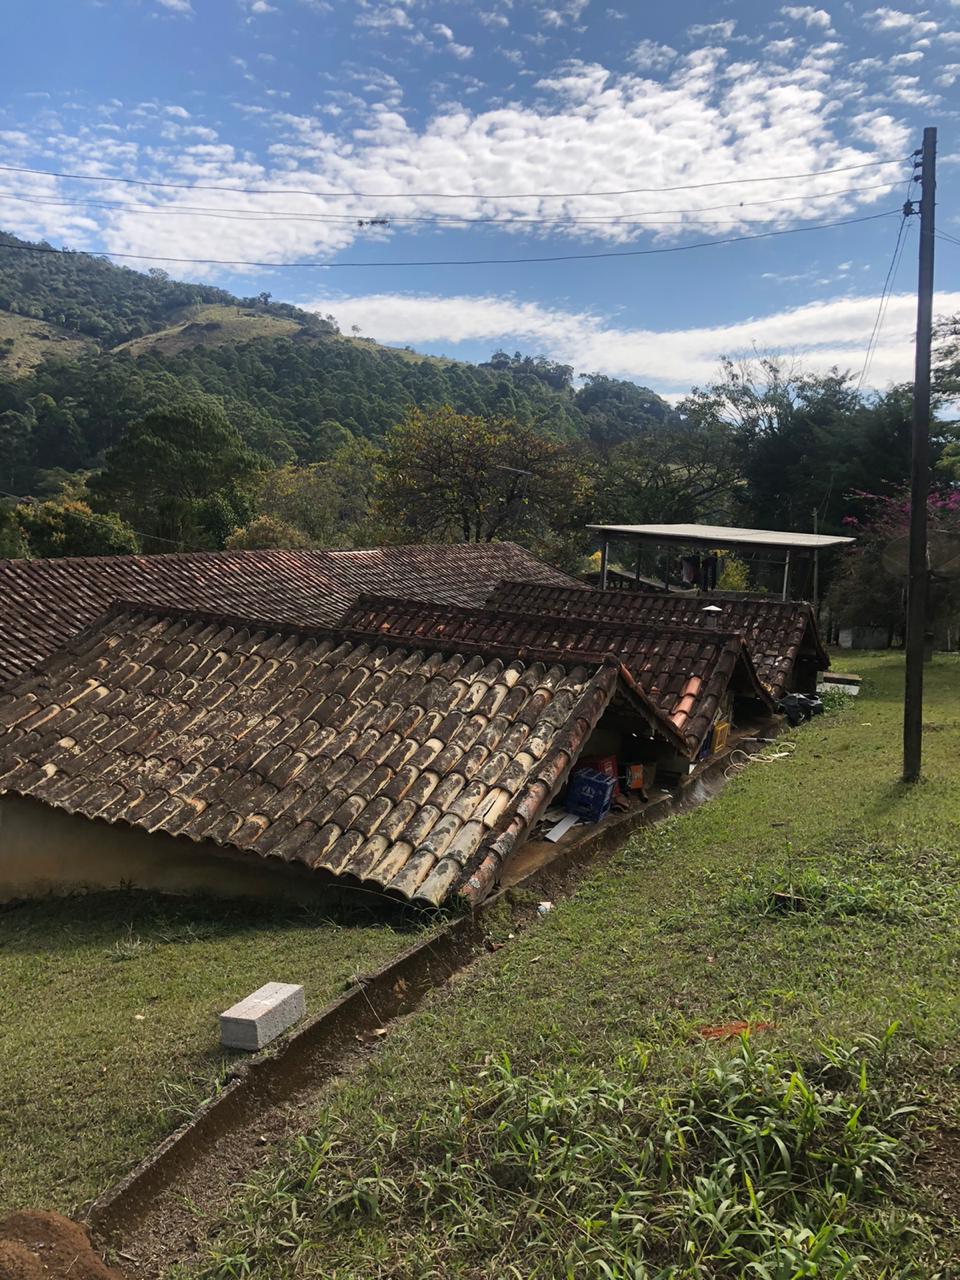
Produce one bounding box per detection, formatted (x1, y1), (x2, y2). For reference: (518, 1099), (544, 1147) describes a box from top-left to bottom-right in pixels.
(86, 730), (783, 1277)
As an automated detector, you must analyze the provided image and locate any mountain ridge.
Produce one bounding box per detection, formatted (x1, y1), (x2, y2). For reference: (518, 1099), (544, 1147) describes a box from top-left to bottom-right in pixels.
(0, 230), (676, 502)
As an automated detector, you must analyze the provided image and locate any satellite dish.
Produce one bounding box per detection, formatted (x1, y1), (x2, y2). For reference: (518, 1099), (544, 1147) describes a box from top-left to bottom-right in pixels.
(881, 530), (960, 579)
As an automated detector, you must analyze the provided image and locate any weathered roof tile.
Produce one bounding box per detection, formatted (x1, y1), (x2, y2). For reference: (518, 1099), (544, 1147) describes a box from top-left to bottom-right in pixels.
(342, 593), (774, 755)
(484, 580), (828, 699)
(0, 543), (579, 687)
(0, 582), (779, 906)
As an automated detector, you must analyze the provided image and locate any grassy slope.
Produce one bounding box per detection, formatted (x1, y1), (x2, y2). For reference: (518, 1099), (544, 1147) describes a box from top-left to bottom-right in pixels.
(342, 334), (453, 366)
(191, 651), (960, 1277)
(111, 303), (450, 366)
(0, 311), (94, 376)
(0, 892), (430, 1214)
(112, 303), (305, 358)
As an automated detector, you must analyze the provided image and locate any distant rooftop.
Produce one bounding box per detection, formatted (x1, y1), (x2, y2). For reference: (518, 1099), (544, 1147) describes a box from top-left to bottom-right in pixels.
(0, 542), (578, 687)
(587, 523), (855, 551)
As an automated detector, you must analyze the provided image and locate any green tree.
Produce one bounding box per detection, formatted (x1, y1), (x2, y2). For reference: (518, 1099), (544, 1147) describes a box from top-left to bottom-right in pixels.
(376, 405), (594, 550)
(16, 496), (139, 557)
(826, 488), (960, 643)
(247, 442), (383, 547)
(680, 357), (915, 533)
(0, 501), (28, 558)
(225, 514), (311, 550)
(596, 417), (741, 526)
(0, 409), (34, 493)
(933, 312), (960, 409)
(90, 395), (257, 550)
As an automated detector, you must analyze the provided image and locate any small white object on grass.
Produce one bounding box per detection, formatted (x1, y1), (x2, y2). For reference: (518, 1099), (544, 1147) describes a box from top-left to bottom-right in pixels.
(220, 982), (306, 1051)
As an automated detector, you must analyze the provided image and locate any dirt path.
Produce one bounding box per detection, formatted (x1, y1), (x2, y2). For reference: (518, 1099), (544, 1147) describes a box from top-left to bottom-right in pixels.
(92, 914), (496, 1277)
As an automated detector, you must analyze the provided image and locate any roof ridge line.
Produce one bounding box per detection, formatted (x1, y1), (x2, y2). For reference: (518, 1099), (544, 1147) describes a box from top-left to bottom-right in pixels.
(346, 592), (749, 646)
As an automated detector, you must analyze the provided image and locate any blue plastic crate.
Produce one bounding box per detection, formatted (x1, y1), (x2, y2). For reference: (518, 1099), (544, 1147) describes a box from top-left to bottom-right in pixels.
(565, 768), (616, 822)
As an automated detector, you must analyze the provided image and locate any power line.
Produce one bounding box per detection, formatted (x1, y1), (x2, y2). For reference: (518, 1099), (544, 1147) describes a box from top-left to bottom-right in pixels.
(855, 209), (913, 394)
(0, 488), (188, 548)
(934, 229), (960, 248)
(0, 180), (902, 227)
(0, 208), (901, 270)
(0, 154), (912, 201)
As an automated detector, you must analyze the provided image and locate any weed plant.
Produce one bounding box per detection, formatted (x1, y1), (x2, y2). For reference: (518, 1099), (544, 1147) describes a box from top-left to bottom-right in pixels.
(196, 1029), (935, 1279)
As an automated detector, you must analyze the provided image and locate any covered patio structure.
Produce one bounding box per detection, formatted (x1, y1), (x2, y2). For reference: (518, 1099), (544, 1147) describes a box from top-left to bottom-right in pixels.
(588, 522), (855, 602)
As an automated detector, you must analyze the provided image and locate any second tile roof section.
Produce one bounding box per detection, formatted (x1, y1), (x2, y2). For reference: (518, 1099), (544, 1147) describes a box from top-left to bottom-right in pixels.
(342, 594), (773, 756)
(483, 580), (827, 699)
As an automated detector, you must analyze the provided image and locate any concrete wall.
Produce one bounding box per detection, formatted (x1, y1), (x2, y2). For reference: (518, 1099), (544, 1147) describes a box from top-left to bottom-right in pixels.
(838, 626), (891, 650)
(0, 794), (337, 905)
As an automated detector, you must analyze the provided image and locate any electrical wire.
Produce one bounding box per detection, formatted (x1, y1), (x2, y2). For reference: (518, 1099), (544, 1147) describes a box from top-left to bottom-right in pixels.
(0, 180), (903, 227)
(0, 208), (901, 270)
(0, 488), (191, 548)
(935, 229), (960, 248)
(0, 154), (913, 201)
(855, 209), (913, 394)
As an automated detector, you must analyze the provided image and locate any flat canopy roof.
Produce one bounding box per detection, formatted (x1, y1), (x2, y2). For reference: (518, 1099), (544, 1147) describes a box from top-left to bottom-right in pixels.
(587, 522), (854, 552)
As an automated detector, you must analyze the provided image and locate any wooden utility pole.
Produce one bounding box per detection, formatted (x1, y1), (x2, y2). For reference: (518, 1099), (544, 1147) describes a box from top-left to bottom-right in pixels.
(903, 126), (937, 783)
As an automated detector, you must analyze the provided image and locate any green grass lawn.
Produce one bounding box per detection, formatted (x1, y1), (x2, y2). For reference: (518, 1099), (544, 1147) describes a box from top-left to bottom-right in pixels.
(187, 651), (960, 1278)
(0, 892), (429, 1214)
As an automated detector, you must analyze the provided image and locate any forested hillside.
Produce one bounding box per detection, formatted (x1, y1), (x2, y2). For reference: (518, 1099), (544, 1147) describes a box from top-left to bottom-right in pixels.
(1, 230), (957, 638)
(0, 233), (672, 491)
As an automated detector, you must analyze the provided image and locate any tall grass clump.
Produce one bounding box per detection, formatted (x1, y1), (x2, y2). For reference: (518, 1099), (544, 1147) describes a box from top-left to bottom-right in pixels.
(196, 1027), (935, 1279)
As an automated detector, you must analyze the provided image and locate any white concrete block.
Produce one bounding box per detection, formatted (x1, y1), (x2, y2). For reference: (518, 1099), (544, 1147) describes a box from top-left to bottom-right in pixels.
(220, 981), (306, 1051)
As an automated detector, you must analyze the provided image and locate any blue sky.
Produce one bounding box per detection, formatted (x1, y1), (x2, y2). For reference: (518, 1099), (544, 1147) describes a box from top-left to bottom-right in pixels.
(2, 0), (960, 396)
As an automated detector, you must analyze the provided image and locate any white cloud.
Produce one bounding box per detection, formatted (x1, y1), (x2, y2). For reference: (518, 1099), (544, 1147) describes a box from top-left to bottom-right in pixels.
(863, 7), (939, 37)
(936, 62), (960, 85)
(541, 0), (590, 26)
(431, 22), (473, 58)
(165, 104), (191, 118)
(886, 72), (938, 107)
(478, 10), (510, 27)
(356, 3), (413, 30)
(305, 290), (960, 393)
(156, 0), (193, 12)
(687, 19), (736, 40)
(780, 6), (833, 28)
(9, 42), (910, 271)
(628, 39), (677, 72)
(889, 49), (923, 63)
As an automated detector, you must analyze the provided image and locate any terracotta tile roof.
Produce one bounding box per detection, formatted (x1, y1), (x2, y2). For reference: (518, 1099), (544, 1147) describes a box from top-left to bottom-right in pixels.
(342, 594), (774, 757)
(0, 543), (577, 687)
(484, 581), (828, 699)
(0, 604), (616, 907)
